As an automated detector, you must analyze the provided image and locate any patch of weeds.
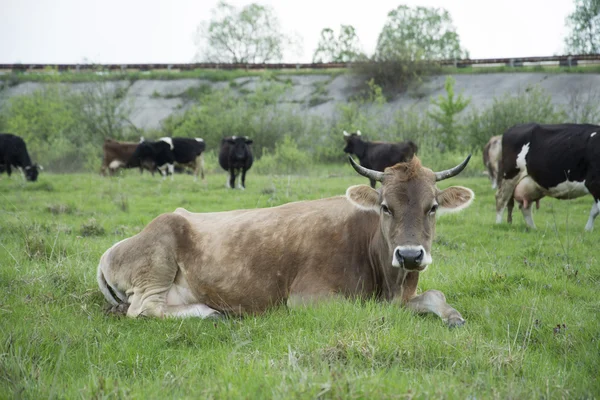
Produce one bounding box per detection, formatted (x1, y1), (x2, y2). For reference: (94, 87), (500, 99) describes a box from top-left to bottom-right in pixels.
(114, 86), (128, 99)
(24, 230), (67, 261)
(312, 81), (329, 96)
(179, 84), (213, 101)
(151, 90), (162, 98)
(238, 88), (252, 95)
(46, 203), (76, 215)
(273, 76), (293, 85)
(308, 96), (332, 107)
(80, 218), (105, 237)
(562, 264), (579, 281)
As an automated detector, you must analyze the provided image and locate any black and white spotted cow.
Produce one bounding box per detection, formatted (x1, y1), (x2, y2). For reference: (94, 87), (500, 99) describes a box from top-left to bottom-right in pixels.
(495, 123), (600, 231)
(128, 137), (206, 181)
(0, 133), (41, 182)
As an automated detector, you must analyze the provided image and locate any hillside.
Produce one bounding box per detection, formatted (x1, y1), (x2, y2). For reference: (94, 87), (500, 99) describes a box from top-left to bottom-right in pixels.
(2, 71), (600, 130)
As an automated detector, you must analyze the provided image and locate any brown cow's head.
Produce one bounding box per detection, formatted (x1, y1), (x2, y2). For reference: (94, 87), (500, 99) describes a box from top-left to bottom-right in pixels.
(346, 155), (474, 271)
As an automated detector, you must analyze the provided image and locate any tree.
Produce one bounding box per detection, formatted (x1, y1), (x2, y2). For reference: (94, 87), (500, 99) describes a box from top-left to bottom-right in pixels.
(427, 76), (470, 152)
(76, 81), (135, 141)
(353, 5), (466, 97)
(565, 0), (600, 54)
(375, 5), (466, 61)
(312, 25), (364, 63)
(194, 1), (295, 63)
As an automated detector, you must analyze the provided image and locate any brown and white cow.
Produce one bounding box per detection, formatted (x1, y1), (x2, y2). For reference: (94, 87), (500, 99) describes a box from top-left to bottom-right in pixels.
(98, 155), (474, 326)
(100, 138), (153, 176)
(483, 135), (502, 190)
(483, 135), (541, 224)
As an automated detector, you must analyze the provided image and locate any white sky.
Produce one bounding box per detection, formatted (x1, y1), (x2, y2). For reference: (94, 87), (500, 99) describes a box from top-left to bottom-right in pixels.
(1, 0), (575, 64)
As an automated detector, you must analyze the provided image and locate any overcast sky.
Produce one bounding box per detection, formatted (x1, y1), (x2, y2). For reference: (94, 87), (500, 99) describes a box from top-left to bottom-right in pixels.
(1, 0), (575, 64)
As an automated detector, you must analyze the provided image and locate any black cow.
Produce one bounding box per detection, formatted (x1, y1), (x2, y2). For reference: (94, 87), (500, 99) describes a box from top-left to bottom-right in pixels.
(342, 130), (418, 188)
(0, 133), (41, 182)
(128, 137), (206, 181)
(219, 136), (253, 189)
(495, 123), (600, 231)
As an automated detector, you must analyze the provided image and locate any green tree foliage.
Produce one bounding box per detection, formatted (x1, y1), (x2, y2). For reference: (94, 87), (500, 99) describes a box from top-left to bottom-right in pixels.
(2, 81), (135, 171)
(355, 5), (466, 97)
(375, 5), (466, 61)
(194, 1), (295, 63)
(76, 81), (134, 140)
(163, 80), (309, 158)
(254, 135), (311, 174)
(312, 25), (364, 63)
(427, 76), (470, 152)
(565, 0), (600, 54)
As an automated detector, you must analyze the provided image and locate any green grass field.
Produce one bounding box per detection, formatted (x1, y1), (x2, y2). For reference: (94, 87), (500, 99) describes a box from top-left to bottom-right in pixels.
(1, 165), (598, 399)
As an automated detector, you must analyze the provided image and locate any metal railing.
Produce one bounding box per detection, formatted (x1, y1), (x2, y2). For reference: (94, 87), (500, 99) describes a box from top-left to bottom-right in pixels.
(1, 54), (599, 73)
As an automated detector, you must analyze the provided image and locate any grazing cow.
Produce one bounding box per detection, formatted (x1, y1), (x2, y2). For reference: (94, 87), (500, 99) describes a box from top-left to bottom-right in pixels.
(219, 136), (253, 189)
(495, 123), (600, 230)
(128, 137), (206, 181)
(0, 133), (41, 182)
(97, 155), (474, 326)
(101, 138), (153, 176)
(343, 130), (418, 188)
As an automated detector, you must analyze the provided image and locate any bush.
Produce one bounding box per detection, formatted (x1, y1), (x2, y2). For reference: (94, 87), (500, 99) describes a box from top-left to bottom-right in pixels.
(464, 85), (567, 151)
(352, 57), (440, 99)
(1, 81), (133, 171)
(427, 76), (470, 152)
(164, 81), (303, 158)
(80, 218), (105, 237)
(254, 135), (311, 175)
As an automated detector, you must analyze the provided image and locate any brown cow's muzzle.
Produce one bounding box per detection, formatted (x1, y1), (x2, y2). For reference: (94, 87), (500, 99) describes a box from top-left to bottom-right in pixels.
(392, 245), (432, 271)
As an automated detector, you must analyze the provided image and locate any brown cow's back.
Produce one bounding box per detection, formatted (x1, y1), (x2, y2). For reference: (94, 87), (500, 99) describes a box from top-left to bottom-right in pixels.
(103, 197), (380, 315)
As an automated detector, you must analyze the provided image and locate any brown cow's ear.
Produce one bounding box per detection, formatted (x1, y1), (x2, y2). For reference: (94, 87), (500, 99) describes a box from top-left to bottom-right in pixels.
(436, 186), (475, 216)
(346, 185), (379, 212)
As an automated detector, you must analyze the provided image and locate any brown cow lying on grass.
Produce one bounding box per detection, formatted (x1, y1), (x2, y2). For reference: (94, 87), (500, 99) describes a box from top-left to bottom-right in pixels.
(98, 155), (475, 326)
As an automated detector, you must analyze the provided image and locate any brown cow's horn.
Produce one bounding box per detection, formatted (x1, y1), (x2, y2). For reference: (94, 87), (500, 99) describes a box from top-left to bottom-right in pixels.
(434, 154), (471, 181)
(348, 156), (384, 182)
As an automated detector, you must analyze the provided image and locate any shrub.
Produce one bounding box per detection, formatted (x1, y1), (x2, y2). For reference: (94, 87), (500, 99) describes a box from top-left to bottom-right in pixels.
(464, 85), (567, 151)
(427, 76), (470, 152)
(80, 218), (105, 237)
(254, 135), (311, 175)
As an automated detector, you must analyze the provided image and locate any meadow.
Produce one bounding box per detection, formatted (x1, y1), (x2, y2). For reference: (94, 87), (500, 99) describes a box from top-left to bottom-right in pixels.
(0, 161), (598, 399)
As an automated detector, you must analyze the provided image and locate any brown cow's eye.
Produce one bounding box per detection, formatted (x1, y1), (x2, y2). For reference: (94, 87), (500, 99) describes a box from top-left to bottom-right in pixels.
(429, 204), (438, 215)
(381, 204), (391, 215)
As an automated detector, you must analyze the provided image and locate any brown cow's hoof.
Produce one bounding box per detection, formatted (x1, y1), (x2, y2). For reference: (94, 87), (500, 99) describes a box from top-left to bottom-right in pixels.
(105, 303), (129, 316)
(446, 316), (466, 328)
(206, 311), (227, 320)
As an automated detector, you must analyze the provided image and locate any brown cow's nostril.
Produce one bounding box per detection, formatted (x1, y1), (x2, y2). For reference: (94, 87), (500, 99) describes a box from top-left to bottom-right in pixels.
(396, 248), (424, 269)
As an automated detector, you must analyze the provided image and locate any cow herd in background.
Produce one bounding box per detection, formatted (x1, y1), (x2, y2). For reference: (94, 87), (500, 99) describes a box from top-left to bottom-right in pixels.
(2, 123), (600, 231)
(101, 135), (252, 188)
(483, 123), (600, 231)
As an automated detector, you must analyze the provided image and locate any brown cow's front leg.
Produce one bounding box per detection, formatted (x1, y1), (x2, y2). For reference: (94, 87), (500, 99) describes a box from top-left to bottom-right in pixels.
(404, 290), (465, 327)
